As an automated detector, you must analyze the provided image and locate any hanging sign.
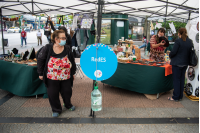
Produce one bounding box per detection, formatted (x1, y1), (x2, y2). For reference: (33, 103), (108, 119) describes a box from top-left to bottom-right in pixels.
(169, 22), (176, 34)
(117, 21), (124, 27)
(73, 13), (94, 30)
(80, 43), (118, 81)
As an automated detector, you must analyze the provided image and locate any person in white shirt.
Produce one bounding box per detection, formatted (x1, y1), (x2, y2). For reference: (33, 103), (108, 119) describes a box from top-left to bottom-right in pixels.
(36, 30), (42, 46)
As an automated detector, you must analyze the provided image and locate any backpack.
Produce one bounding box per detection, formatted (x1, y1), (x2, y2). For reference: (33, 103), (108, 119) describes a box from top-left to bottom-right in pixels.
(36, 45), (50, 59)
(36, 46), (44, 59)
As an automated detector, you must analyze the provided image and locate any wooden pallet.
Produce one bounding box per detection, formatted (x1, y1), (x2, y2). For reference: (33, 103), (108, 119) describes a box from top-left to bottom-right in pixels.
(184, 91), (199, 101)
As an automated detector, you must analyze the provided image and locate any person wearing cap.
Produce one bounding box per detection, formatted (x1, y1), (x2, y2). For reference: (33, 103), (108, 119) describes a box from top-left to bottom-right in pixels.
(20, 28), (27, 47)
(36, 30), (42, 46)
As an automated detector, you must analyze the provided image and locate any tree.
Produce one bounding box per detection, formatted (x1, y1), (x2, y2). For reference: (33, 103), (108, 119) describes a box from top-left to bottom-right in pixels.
(153, 21), (187, 41)
(153, 21), (187, 31)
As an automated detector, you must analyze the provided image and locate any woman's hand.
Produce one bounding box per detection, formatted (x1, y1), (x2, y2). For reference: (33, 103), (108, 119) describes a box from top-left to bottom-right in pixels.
(39, 76), (43, 80)
(159, 42), (165, 46)
(73, 75), (75, 81)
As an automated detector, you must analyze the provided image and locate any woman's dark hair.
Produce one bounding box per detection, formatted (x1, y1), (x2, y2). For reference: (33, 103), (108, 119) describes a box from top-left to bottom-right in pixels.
(58, 26), (69, 38)
(51, 30), (65, 43)
(178, 28), (187, 41)
(156, 28), (165, 43)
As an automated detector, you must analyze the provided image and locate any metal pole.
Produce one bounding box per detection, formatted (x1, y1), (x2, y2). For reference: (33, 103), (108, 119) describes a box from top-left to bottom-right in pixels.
(90, 0), (104, 118)
(188, 11), (191, 20)
(96, 0), (103, 43)
(0, 8), (4, 54)
(164, 0), (168, 29)
(62, 16), (65, 26)
(32, 0), (34, 14)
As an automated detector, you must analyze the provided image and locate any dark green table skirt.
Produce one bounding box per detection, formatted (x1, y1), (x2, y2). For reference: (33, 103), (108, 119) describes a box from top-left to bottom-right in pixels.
(0, 60), (48, 98)
(102, 63), (173, 94)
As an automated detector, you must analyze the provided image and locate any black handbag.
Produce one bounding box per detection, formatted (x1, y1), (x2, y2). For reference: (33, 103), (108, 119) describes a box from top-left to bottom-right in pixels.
(189, 45), (198, 67)
(73, 46), (81, 58)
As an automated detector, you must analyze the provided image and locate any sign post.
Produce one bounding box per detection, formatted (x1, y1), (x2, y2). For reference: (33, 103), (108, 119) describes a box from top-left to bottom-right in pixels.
(80, 43), (118, 118)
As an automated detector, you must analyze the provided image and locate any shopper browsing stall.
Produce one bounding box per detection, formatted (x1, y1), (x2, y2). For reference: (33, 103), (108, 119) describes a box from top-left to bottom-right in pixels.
(149, 28), (167, 61)
(168, 28), (193, 101)
(37, 30), (76, 117)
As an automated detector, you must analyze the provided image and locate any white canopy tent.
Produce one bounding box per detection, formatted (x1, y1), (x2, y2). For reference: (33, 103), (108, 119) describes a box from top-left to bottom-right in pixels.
(0, 0), (199, 54)
(0, 0), (198, 19)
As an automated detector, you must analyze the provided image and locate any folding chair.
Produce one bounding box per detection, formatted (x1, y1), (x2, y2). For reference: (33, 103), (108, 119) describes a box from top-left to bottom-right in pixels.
(75, 63), (84, 79)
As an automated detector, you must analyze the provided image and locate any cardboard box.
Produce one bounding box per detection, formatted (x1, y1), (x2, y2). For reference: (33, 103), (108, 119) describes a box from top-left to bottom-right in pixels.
(135, 48), (141, 59)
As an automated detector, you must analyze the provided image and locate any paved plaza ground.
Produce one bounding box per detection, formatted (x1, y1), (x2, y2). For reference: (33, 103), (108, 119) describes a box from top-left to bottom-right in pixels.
(0, 34), (199, 133)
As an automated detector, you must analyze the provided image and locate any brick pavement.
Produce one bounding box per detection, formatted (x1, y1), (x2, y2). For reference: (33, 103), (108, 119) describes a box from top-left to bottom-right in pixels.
(0, 45), (199, 133)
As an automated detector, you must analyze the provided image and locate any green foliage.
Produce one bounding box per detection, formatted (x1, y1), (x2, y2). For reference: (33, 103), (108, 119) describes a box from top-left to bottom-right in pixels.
(10, 16), (16, 18)
(152, 21), (187, 30)
(152, 21), (187, 41)
(40, 14), (45, 17)
(68, 15), (73, 25)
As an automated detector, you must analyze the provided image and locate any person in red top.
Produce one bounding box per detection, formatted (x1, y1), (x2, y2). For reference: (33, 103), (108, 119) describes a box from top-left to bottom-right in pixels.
(149, 28), (166, 61)
(20, 28), (27, 47)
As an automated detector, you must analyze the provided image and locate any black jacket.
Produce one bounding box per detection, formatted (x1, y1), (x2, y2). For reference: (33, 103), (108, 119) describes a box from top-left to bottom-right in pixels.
(37, 43), (76, 87)
(49, 21), (72, 48)
(169, 37), (193, 66)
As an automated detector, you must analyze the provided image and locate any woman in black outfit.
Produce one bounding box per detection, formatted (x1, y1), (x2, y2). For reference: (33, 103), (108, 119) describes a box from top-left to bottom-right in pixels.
(37, 30), (76, 117)
(168, 28), (193, 101)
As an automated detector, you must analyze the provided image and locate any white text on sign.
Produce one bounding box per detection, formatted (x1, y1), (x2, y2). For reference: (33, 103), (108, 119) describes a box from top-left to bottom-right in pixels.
(91, 57), (106, 62)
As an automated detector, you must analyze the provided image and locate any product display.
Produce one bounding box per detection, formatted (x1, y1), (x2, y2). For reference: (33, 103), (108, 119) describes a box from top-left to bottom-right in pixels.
(185, 50), (199, 100)
(2, 48), (37, 66)
(188, 67), (195, 81)
(185, 83), (193, 96)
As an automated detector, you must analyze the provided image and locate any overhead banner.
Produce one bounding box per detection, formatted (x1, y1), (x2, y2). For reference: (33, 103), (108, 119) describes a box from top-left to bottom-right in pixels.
(80, 43), (118, 81)
(72, 13), (94, 30)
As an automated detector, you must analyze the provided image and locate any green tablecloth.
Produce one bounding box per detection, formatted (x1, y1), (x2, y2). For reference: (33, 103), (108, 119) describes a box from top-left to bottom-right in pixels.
(164, 43), (174, 53)
(102, 63), (173, 94)
(0, 60), (47, 98)
(147, 42), (174, 53)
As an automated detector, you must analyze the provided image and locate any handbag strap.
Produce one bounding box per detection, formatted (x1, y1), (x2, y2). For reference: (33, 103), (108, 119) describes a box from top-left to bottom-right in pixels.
(189, 38), (195, 50)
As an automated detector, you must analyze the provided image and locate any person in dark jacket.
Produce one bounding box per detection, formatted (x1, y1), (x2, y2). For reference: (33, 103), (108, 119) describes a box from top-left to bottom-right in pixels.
(48, 17), (72, 48)
(168, 28), (193, 101)
(37, 30), (76, 117)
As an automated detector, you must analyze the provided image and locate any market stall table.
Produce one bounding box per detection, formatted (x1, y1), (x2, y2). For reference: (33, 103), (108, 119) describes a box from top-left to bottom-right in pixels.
(0, 60), (47, 98)
(102, 62), (173, 96)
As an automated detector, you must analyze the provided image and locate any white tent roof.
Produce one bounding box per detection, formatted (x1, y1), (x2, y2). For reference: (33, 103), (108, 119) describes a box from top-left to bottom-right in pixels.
(0, 0), (198, 20)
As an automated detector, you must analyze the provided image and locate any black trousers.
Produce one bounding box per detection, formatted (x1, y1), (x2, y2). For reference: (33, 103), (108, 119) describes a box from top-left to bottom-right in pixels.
(47, 78), (73, 113)
(172, 65), (188, 100)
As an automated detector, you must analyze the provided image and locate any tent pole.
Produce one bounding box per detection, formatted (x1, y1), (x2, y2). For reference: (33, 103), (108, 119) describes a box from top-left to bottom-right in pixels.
(32, 0), (34, 14)
(90, 0), (104, 118)
(96, 0), (103, 43)
(188, 11), (191, 20)
(164, 0), (168, 29)
(0, 8), (4, 54)
(62, 16), (64, 25)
